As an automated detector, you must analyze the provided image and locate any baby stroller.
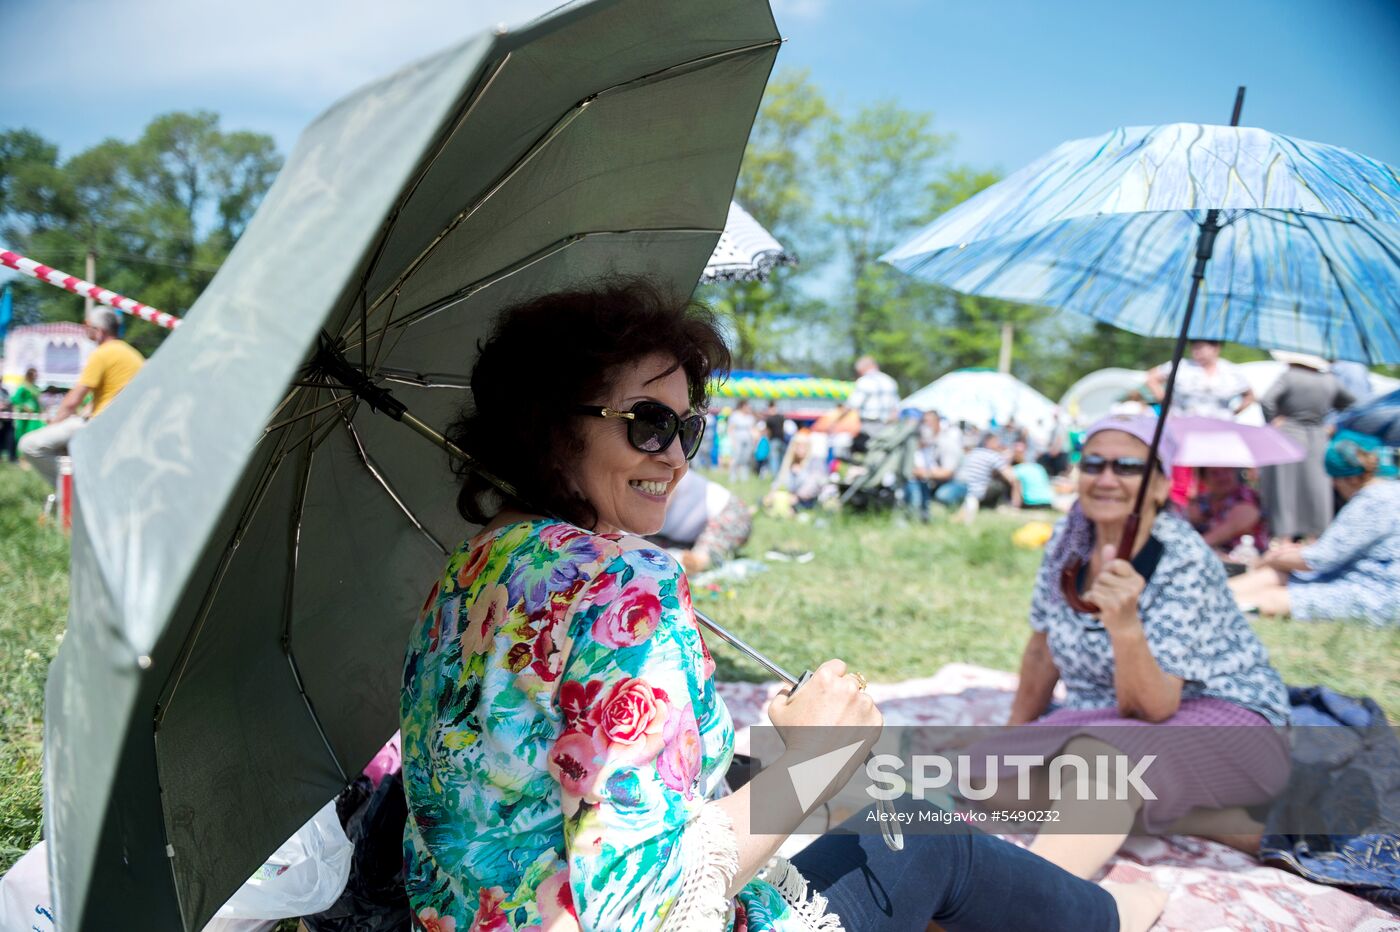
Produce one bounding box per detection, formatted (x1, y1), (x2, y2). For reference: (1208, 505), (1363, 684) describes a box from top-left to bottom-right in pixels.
(834, 419), (920, 512)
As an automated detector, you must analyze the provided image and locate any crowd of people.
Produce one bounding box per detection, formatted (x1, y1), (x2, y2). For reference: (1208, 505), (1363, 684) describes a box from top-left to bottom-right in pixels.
(5, 283), (1395, 930)
(683, 337), (1400, 635)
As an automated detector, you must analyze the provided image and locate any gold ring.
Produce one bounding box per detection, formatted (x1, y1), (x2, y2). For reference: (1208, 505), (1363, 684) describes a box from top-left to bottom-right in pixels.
(852, 671), (868, 691)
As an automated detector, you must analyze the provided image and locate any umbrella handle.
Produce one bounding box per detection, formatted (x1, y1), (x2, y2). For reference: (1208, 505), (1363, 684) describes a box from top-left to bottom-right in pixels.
(1058, 513), (1140, 615)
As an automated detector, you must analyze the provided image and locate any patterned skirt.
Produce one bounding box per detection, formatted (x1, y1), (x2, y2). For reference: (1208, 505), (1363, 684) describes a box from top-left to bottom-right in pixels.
(968, 698), (1290, 832)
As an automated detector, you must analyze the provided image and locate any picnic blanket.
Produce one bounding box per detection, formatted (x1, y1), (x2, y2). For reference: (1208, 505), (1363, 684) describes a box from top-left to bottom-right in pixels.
(717, 663), (1400, 931)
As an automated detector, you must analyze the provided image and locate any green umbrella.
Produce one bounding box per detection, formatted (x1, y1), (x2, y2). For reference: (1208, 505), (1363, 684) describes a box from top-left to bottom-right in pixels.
(44, 2), (779, 927)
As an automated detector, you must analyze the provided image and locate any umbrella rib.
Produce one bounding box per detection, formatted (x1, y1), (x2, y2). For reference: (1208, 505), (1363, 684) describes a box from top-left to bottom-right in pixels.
(335, 398), (451, 556)
(263, 392), (358, 434)
(375, 369), (473, 389)
(283, 394), (325, 654)
(154, 395), (314, 725)
(357, 37), (781, 328)
(341, 56), (513, 358)
(1294, 215), (1377, 361)
(350, 227), (721, 343)
(279, 396), (351, 784)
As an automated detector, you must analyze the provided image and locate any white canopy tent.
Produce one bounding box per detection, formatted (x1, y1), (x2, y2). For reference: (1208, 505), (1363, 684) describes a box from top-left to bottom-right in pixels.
(902, 368), (1058, 444)
(1059, 367), (1149, 425)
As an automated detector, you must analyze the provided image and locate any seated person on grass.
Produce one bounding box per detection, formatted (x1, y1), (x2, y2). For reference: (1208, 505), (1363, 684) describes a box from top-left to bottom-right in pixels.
(1229, 431), (1399, 624)
(935, 432), (1021, 522)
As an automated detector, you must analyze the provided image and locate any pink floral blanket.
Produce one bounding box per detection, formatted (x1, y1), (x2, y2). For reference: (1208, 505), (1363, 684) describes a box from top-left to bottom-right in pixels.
(717, 663), (1400, 932)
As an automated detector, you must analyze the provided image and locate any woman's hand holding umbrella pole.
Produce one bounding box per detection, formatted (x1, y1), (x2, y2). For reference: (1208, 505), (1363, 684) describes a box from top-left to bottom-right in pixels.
(711, 660), (887, 894)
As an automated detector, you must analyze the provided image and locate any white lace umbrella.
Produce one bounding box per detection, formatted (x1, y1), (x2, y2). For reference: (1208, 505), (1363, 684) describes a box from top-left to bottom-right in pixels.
(700, 201), (796, 282)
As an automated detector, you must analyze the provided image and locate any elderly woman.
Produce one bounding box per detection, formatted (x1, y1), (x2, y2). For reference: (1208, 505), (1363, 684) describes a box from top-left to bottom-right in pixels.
(1000, 415), (1289, 880)
(1230, 431), (1400, 624)
(400, 282), (1161, 932)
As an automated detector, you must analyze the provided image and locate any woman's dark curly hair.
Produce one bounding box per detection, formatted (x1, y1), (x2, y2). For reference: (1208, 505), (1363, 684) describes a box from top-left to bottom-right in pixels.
(447, 278), (732, 529)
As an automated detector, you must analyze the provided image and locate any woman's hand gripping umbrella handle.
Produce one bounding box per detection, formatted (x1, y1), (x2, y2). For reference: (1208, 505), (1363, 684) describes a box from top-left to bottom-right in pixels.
(693, 608), (903, 852)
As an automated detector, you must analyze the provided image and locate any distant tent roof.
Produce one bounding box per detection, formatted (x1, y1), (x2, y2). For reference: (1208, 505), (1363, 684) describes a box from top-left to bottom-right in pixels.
(1059, 367), (1149, 424)
(902, 368), (1058, 443)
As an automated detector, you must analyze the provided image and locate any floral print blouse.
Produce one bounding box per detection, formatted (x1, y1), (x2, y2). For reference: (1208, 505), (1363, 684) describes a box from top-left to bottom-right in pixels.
(401, 519), (835, 931)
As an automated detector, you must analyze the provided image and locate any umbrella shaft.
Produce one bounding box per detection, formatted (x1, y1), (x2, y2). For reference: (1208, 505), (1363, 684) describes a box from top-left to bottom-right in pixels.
(693, 608), (801, 686)
(1133, 209), (1222, 528)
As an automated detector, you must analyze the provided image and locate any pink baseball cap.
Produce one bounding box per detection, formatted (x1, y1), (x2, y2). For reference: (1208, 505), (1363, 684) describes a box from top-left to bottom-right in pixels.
(1082, 414), (1176, 474)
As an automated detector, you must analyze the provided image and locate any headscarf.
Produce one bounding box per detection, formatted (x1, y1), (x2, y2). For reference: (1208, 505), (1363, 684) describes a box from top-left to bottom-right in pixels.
(1324, 430), (1382, 478)
(1045, 414), (1176, 603)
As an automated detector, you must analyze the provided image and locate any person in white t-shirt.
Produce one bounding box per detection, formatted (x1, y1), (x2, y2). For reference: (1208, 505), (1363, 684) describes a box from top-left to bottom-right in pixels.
(1146, 340), (1255, 420)
(726, 399), (757, 481)
(833, 356), (900, 439)
(1146, 340), (1256, 506)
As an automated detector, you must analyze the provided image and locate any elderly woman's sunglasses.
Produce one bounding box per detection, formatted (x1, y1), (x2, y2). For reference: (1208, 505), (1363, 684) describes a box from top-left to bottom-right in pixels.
(1080, 454), (1148, 477)
(576, 401), (706, 459)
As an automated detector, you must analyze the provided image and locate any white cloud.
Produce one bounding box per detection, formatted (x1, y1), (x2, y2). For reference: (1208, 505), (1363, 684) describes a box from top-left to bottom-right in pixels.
(770, 0), (828, 22)
(1, 0), (565, 114)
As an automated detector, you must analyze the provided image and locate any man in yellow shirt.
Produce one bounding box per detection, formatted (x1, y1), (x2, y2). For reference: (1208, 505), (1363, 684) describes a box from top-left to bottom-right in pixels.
(19, 307), (144, 486)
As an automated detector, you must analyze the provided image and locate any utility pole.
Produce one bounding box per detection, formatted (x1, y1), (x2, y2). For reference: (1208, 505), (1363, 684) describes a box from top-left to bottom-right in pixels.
(84, 250), (96, 316)
(998, 321), (1013, 373)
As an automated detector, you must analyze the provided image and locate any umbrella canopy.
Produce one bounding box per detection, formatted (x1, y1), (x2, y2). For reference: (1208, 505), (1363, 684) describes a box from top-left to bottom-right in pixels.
(1336, 387), (1400, 446)
(901, 368), (1058, 444)
(1167, 416), (1305, 468)
(882, 122), (1400, 365)
(700, 200), (796, 282)
(44, 2), (780, 928)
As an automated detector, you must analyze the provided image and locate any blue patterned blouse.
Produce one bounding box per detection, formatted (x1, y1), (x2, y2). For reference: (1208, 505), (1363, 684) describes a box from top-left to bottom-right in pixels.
(1031, 511), (1289, 725)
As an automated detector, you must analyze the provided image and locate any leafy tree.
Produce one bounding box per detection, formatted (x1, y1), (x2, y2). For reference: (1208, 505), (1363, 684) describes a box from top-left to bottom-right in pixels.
(0, 112), (281, 354)
(816, 100), (952, 380)
(700, 69), (831, 369)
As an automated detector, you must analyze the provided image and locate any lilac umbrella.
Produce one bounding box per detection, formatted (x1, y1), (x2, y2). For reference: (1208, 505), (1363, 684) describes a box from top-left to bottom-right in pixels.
(1168, 416), (1306, 468)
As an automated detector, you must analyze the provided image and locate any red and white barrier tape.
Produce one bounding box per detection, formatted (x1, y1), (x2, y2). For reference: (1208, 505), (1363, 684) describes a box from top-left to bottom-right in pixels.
(1, 248), (181, 330)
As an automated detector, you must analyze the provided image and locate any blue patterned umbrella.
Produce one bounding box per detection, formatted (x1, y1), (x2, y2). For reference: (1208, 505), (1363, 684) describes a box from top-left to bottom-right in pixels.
(882, 119), (1400, 364)
(1336, 387), (1400, 445)
(882, 89), (1400, 612)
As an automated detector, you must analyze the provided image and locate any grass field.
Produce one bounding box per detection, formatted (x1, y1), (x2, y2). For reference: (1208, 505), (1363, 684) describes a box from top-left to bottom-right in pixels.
(2, 464), (1398, 877)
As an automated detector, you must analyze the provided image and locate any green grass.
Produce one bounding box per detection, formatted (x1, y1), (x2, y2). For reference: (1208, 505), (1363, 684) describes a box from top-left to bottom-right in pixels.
(1, 466), (69, 872)
(1, 466), (1397, 878)
(706, 475), (1400, 719)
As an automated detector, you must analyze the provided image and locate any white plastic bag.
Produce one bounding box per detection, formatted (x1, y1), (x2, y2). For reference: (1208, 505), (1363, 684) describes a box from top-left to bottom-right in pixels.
(0, 842), (56, 931)
(213, 799), (353, 921)
(0, 800), (350, 931)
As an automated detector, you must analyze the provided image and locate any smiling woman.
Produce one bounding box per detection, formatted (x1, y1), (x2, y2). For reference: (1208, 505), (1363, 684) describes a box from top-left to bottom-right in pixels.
(443, 280), (726, 532)
(400, 280), (1158, 932)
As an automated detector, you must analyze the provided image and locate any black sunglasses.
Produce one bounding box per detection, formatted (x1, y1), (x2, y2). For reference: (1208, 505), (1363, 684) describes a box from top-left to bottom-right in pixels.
(1080, 454), (1149, 477)
(576, 401), (706, 459)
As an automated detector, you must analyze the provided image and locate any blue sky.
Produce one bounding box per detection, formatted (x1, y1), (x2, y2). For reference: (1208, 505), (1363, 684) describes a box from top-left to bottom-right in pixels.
(1, 0), (1397, 301)
(3, 0), (1396, 174)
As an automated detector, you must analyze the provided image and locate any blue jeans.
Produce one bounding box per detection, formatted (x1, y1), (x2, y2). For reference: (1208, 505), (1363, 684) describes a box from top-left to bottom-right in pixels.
(790, 802), (1119, 931)
(934, 480), (968, 508)
(904, 479), (931, 517)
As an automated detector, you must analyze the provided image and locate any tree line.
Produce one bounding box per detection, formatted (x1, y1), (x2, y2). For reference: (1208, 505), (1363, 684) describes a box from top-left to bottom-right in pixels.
(701, 68), (1184, 396)
(0, 112), (280, 355)
(1, 82), (1187, 393)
